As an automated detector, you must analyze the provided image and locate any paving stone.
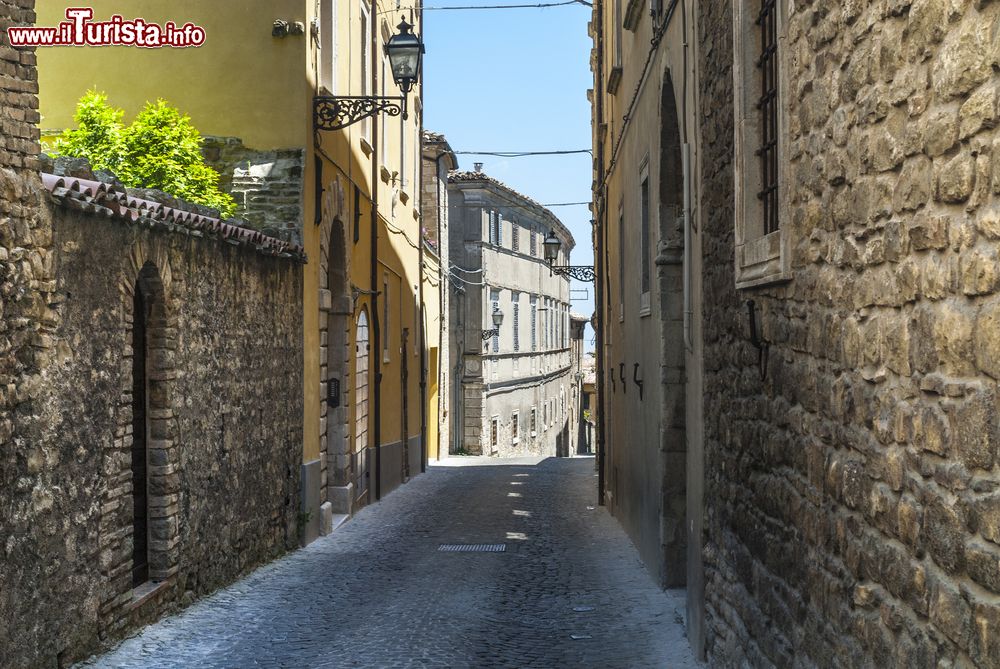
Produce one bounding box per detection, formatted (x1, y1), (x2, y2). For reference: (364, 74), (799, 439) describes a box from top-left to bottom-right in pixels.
(75, 457), (699, 669)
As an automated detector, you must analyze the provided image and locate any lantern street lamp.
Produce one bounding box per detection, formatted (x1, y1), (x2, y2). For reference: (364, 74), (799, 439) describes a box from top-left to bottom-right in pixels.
(482, 307), (504, 341)
(543, 230), (596, 282)
(313, 17), (424, 133)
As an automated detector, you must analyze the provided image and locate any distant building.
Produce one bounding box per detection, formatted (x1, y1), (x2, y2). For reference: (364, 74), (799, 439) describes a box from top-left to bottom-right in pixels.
(448, 168), (575, 457)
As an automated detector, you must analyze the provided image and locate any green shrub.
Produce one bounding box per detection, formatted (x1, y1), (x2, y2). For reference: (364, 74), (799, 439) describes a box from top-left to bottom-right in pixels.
(53, 90), (237, 218)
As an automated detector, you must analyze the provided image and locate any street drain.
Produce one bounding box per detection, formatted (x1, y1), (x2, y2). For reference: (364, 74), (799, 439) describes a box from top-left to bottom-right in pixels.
(438, 543), (506, 553)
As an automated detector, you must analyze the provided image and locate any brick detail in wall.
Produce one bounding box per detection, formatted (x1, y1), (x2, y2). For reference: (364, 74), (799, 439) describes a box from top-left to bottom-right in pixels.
(202, 136), (304, 246)
(699, 0), (1000, 666)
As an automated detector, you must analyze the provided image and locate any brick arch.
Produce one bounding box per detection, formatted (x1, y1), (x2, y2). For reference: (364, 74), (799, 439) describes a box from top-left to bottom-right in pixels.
(101, 250), (180, 632)
(318, 205), (354, 514)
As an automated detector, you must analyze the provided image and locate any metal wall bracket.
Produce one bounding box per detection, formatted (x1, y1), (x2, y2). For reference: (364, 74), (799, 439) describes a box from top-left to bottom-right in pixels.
(633, 363), (644, 400)
(551, 265), (597, 282)
(313, 95), (404, 133)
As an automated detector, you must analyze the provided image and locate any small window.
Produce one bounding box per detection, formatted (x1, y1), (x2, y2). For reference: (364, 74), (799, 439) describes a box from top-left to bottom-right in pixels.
(530, 296), (537, 351)
(530, 407), (537, 436)
(490, 416), (499, 453)
(512, 411), (520, 444)
(512, 293), (520, 352)
(383, 275), (390, 362)
(617, 203), (625, 322)
(639, 162), (651, 315)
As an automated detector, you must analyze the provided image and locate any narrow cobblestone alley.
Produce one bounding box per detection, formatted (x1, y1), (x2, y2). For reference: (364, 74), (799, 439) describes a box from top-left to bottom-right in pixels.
(75, 457), (697, 668)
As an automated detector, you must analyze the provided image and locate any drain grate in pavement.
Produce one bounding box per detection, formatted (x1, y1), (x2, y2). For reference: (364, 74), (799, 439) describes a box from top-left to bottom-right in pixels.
(438, 543), (506, 553)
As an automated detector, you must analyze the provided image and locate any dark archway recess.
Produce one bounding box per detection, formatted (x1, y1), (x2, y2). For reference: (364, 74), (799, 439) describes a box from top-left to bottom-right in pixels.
(131, 276), (150, 588)
(657, 71), (688, 588)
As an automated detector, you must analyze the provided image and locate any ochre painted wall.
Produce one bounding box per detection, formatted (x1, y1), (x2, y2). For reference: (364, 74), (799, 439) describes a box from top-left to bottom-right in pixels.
(36, 0), (309, 149)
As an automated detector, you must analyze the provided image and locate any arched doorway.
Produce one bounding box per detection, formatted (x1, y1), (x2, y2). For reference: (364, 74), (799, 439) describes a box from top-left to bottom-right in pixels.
(657, 71), (687, 588)
(322, 217), (353, 515)
(354, 309), (370, 504)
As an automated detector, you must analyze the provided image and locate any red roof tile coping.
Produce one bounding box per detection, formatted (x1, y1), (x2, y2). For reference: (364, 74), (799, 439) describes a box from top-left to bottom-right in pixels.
(41, 172), (306, 262)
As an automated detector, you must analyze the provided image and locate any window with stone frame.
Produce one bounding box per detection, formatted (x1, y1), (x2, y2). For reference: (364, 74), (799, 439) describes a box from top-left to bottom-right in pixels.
(617, 202), (624, 322)
(639, 161), (651, 315)
(512, 411), (520, 444)
(512, 292), (520, 352)
(733, 0), (791, 289)
(530, 295), (537, 351)
(530, 407), (537, 435)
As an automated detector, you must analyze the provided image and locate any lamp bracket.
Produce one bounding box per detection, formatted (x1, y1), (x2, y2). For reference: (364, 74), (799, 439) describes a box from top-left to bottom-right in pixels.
(313, 95), (405, 132)
(482, 329), (499, 341)
(551, 265), (597, 282)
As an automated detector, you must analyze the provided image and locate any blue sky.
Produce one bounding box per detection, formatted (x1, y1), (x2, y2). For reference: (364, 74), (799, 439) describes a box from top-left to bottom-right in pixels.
(421, 1), (596, 350)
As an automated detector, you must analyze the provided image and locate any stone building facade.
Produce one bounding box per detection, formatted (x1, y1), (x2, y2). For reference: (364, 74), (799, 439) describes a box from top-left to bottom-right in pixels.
(421, 131), (458, 461)
(2, 160), (305, 668)
(592, 0), (1000, 665)
(448, 169), (576, 457)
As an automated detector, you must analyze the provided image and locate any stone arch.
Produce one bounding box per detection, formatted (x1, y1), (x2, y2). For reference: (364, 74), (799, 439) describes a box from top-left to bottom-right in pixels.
(103, 250), (180, 630)
(318, 210), (354, 514)
(657, 69), (688, 588)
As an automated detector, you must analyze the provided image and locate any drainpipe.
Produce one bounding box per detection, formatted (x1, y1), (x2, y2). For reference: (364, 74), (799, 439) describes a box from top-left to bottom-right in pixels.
(594, 0), (607, 506)
(418, 0), (428, 475)
(371, 15), (382, 502)
(418, 147), (428, 475)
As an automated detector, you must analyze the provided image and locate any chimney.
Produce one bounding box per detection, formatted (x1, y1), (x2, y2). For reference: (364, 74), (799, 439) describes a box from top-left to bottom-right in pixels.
(474, 162), (483, 173)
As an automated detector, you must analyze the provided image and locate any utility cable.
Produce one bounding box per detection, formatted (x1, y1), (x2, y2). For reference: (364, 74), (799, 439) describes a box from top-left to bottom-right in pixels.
(454, 150), (592, 157)
(379, 0), (588, 13)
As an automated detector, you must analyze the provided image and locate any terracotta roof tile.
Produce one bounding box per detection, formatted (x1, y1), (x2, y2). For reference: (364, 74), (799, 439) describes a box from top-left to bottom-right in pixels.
(41, 173), (306, 261)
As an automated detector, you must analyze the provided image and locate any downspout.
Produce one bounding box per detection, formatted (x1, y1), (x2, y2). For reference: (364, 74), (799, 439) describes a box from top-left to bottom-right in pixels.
(371, 15), (382, 502)
(418, 0), (428, 474)
(418, 153), (428, 475)
(593, 0), (607, 506)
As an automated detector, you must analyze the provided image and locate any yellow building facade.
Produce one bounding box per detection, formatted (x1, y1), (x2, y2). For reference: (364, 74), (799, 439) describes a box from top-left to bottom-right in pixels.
(37, 0), (437, 542)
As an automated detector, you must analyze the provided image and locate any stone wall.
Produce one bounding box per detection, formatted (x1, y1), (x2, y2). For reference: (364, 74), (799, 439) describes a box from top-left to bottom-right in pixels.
(1, 169), (304, 667)
(699, 0), (1000, 665)
(202, 135), (304, 246)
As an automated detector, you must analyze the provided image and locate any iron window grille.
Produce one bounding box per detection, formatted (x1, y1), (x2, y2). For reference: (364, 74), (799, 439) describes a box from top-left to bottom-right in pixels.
(756, 0), (779, 235)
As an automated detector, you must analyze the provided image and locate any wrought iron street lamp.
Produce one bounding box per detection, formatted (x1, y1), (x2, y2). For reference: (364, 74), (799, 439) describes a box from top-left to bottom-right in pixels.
(313, 17), (424, 133)
(482, 307), (504, 341)
(543, 230), (596, 282)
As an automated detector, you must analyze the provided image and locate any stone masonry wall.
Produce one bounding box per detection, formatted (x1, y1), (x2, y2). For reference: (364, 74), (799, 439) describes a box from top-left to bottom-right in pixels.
(1, 185), (304, 668)
(202, 135), (304, 246)
(700, 0), (1000, 666)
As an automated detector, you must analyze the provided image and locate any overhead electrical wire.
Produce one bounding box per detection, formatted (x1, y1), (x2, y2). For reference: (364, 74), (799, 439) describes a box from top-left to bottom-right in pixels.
(454, 149), (592, 157)
(379, 0), (589, 13)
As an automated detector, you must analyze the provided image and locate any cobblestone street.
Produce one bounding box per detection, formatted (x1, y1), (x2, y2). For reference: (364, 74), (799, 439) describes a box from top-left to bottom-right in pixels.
(77, 456), (698, 668)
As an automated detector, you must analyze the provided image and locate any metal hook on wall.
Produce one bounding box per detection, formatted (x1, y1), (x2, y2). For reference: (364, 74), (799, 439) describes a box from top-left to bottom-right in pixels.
(619, 363), (627, 394)
(746, 299), (769, 381)
(610, 368), (616, 393)
(633, 363), (644, 400)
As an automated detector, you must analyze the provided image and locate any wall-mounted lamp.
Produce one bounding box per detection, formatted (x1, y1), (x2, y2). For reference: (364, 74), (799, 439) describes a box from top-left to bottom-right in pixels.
(543, 230), (596, 282)
(313, 17), (424, 133)
(482, 307), (504, 342)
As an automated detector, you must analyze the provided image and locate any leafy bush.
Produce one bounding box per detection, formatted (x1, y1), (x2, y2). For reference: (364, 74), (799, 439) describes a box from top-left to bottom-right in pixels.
(53, 90), (237, 217)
